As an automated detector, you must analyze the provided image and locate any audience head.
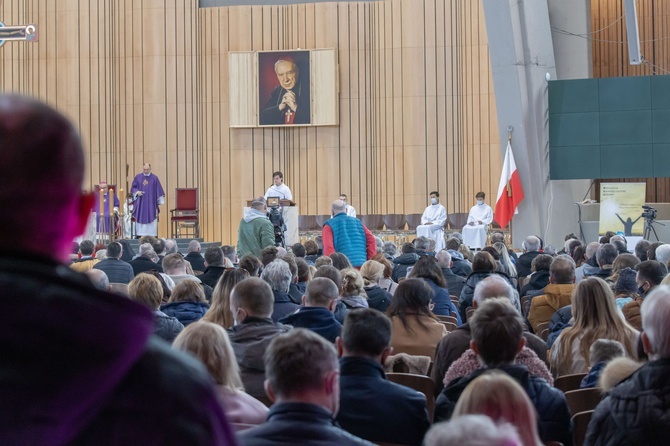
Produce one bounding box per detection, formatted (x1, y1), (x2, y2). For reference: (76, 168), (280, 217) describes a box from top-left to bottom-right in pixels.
(152, 238), (166, 255)
(106, 242), (122, 259)
(79, 240), (95, 257)
(282, 255), (298, 281)
(138, 243), (153, 257)
(446, 237), (461, 251)
(330, 252), (352, 270)
(0, 95), (93, 262)
(611, 239), (628, 255)
(169, 279), (206, 304)
(261, 259), (292, 293)
(531, 253), (553, 273)
(648, 241), (664, 261)
(633, 239), (650, 262)
(635, 260), (668, 294)
(408, 255), (446, 287)
(313, 265), (342, 292)
(453, 371), (542, 446)
(250, 197), (267, 212)
(489, 232), (506, 245)
(459, 245), (474, 263)
(204, 246), (224, 267)
(435, 250), (452, 269)
(94, 249), (106, 260)
(611, 253), (640, 274)
(222, 245), (236, 264)
(387, 278), (435, 333)
(173, 321), (243, 389)
(331, 199), (347, 216)
(371, 253), (394, 280)
(304, 240), (319, 256)
(589, 339), (625, 365)
(304, 277), (340, 310)
(188, 240), (201, 253)
(128, 273), (164, 311)
(549, 256), (575, 284)
(163, 253), (187, 275)
(654, 244), (670, 266)
(572, 244), (587, 266)
(522, 236), (540, 253)
(85, 269), (109, 291)
(230, 277), (274, 321)
(239, 254), (262, 277)
(295, 257), (310, 283)
(424, 415), (521, 446)
(291, 243), (306, 258)
(414, 236), (430, 252)
(338, 308), (392, 360)
(401, 242), (416, 254)
(340, 268), (366, 298)
(481, 246), (499, 261)
(382, 241), (398, 258)
(585, 241), (600, 260)
(470, 298), (524, 366)
(614, 267), (638, 295)
(164, 239), (178, 255)
(360, 260), (384, 286)
(314, 255), (333, 268)
(472, 251), (497, 273)
(641, 285), (670, 360)
(205, 268), (249, 329)
(375, 236), (385, 254)
(260, 246), (279, 266)
(473, 275), (515, 307)
(264, 328), (339, 412)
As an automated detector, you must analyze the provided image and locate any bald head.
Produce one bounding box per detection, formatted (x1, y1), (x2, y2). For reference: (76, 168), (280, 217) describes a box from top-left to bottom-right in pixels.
(0, 95), (89, 261)
(473, 275), (515, 306)
(85, 269), (110, 291)
(305, 277), (340, 308)
(523, 236), (540, 252)
(332, 199), (347, 215)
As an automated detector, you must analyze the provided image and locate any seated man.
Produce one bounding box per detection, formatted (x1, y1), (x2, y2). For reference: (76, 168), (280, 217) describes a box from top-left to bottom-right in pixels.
(184, 240), (206, 272)
(436, 249), (465, 297)
(70, 239), (99, 273)
(416, 191), (447, 251)
(336, 308), (430, 446)
(238, 329), (374, 446)
(261, 259), (301, 321)
(280, 277), (342, 343)
(92, 241), (134, 284)
(392, 243), (420, 282)
(434, 298), (572, 445)
(528, 256), (575, 333)
(227, 277), (292, 399)
(586, 285), (670, 444)
(516, 235), (542, 279)
(163, 253), (213, 301)
(0, 94), (233, 444)
(462, 192), (493, 250)
(129, 243), (164, 275)
(198, 246), (226, 288)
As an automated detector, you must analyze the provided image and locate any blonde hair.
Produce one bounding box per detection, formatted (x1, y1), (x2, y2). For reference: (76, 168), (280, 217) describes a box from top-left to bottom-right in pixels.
(340, 268), (367, 298)
(128, 273), (163, 310)
(203, 269), (248, 329)
(169, 279), (207, 303)
(453, 371), (543, 446)
(552, 277), (638, 376)
(360, 260), (384, 286)
(173, 321), (244, 390)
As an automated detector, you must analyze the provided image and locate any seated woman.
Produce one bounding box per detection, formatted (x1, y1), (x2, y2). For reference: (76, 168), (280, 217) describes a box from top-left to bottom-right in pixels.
(128, 273), (183, 343)
(160, 279), (210, 327)
(408, 256), (461, 324)
(360, 260), (393, 312)
(459, 251), (518, 321)
(550, 277), (639, 377)
(453, 371), (543, 446)
(340, 268), (369, 309)
(371, 253), (398, 295)
(202, 269), (249, 329)
(388, 278), (448, 360)
(173, 321), (268, 426)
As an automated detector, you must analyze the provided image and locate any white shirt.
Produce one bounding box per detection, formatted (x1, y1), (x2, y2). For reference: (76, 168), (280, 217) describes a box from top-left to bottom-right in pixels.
(466, 203), (493, 226)
(345, 204), (357, 217)
(265, 183), (293, 201)
(421, 203), (447, 227)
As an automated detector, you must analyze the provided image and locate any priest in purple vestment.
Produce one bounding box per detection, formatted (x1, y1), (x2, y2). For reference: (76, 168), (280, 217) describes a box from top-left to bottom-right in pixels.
(131, 163), (165, 236)
(93, 181), (120, 233)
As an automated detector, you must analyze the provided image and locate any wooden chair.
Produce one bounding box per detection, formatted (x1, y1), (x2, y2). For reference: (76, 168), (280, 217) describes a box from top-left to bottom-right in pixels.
(170, 188), (199, 238)
(554, 373), (588, 393)
(572, 410), (594, 446)
(564, 388), (603, 416)
(315, 214), (331, 229)
(436, 315), (458, 325)
(439, 320), (457, 332)
(447, 212), (468, 232)
(465, 306), (475, 322)
(361, 214), (386, 232)
(536, 321), (550, 336)
(386, 372), (435, 421)
(540, 328), (550, 342)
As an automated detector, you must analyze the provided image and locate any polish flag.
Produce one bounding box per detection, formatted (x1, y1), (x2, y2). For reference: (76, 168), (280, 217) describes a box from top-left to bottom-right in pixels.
(494, 141), (524, 229)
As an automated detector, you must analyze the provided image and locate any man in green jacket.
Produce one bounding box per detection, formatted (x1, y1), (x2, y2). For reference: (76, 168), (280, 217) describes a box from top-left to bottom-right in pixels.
(238, 197), (276, 258)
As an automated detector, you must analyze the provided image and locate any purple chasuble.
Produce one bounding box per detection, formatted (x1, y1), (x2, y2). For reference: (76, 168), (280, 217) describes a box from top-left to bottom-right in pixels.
(131, 173), (165, 224)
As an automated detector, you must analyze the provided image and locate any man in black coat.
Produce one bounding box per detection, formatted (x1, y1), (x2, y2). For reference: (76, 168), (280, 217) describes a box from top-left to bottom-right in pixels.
(280, 277), (342, 343)
(0, 95), (234, 445)
(435, 298), (572, 446)
(336, 308), (430, 446)
(392, 243), (419, 282)
(93, 241), (134, 284)
(436, 249), (465, 297)
(516, 235), (542, 279)
(199, 246), (227, 288)
(184, 240), (206, 272)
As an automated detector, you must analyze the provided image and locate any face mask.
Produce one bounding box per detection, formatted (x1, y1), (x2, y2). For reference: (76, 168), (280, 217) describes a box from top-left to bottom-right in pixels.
(431, 198), (437, 205)
(477, 199), (484, 205)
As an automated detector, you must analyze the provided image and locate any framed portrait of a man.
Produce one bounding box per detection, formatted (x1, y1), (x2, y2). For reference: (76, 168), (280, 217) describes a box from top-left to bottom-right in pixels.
(258, 50), (311, 126)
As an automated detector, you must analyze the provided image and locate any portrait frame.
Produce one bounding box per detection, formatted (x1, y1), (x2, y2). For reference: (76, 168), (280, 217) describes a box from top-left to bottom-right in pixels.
(258, 50), (312, 127)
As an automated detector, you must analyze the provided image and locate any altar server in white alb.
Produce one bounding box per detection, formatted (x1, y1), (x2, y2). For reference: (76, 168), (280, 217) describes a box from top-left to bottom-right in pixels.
(462, 191), (493, 249)
(416, 191), (447, 251)
(265, 171), (293, 201)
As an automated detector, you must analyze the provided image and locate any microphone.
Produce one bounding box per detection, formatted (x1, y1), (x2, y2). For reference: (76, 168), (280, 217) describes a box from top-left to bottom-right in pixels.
(268, 186), (286, 199)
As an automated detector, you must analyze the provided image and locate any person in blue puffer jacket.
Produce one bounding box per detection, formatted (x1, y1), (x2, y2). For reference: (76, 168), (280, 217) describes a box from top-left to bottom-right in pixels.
(161, 279), (210, 327)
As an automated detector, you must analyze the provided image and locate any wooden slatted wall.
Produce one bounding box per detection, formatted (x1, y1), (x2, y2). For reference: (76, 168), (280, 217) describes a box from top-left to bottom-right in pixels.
(591, 0), (670, 202)
(0, 0), (500, 243)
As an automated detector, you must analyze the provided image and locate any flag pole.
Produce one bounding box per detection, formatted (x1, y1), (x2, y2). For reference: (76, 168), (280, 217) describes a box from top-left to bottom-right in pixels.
(507, 126), (514, 247)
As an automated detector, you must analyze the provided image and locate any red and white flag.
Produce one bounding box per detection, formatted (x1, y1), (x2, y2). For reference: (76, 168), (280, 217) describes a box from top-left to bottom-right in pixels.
(494, 141), (524, 229)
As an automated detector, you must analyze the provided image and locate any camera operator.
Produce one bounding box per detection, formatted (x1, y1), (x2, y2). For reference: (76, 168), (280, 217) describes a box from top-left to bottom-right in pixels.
(266, 197), (287, 247)
(237, 197), (276, 258)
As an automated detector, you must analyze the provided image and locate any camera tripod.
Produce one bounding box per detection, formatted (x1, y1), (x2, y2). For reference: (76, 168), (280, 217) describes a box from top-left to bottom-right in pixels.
(643, 217), (664, 241)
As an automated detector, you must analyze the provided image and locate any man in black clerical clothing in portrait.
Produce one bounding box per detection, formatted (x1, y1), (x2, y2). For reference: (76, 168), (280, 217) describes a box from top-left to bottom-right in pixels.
(260, 54), (310, 126)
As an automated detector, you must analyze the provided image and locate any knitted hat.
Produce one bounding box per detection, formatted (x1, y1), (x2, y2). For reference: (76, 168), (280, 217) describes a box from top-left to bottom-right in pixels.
(615, 267), (638, 293)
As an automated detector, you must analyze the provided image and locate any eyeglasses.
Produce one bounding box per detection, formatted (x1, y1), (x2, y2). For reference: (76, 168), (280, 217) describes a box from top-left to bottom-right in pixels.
(429, 300), (435, 311)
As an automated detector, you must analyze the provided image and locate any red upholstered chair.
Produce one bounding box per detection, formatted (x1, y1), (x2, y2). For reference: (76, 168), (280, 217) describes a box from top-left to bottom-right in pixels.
(170, 188), (199, 238)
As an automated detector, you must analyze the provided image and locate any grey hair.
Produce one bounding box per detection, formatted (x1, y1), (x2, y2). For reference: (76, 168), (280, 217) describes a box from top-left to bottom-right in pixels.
(139, 243), (153, 256)
(165, 239), (179, 254)
(424, 415), (521, 446)
(436, 250), (452, 268)
(188, 240), (201, 252)
(331, 199), (346, 215)
(473, 275), (515, 306)
(261, 259), (292, 293)
(642, 285), (670, 359)
(523, 236), (540, 252)
(654, 244), (670, 266)
(85, 269), (109, 291)
(375, 237), (384, 254)
(383, 241), (398, 257)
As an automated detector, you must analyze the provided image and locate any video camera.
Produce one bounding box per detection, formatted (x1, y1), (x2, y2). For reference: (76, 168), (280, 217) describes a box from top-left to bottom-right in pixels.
(266, 197), (286, 247)
(642, 205), (657, 220)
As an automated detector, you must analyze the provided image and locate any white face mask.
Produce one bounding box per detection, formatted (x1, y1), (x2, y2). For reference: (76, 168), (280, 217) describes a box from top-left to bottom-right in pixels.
(431, 198), (437, 205)
(477, 199), (484, 205)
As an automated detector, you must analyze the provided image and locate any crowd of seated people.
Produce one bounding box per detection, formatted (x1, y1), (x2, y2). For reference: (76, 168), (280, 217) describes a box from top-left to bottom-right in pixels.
(8, 95), (670, 444)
